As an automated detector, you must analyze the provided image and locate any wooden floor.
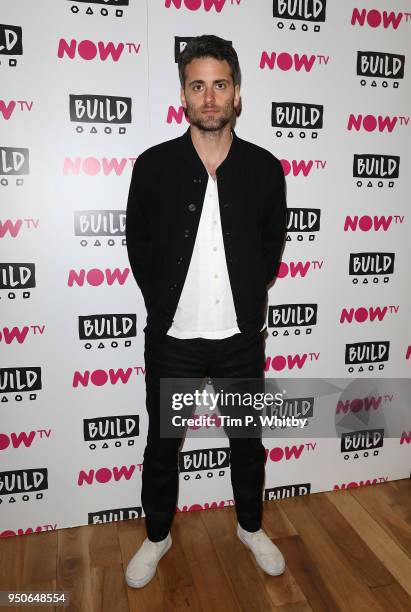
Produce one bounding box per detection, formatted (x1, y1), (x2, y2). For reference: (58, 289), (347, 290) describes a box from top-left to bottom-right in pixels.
(1, 479), (410, 612)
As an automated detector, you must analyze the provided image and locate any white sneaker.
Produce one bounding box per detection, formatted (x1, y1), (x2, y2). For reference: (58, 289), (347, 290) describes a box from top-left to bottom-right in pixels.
(237, 524), (285, 576)
(125, 533), (172, 588)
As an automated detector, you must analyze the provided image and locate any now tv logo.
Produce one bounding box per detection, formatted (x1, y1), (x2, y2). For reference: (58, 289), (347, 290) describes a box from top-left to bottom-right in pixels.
(400, 431), (410, 444)
(0, 429), (51, 451)
(166, 105), (189, 124)
(336, 395), (386, 414)
(1, 524), (57, 538)
(57, 39), (141, 62)
(340, 305), (399, 324)
(0, 219), (39, 238)
(347, 114), (409, 132)
(265, 352), (320, 371)
(281, 159), (326, 176)
(68, 268), (129, 287)
(177, 500), (234, 512)
(165, 0), (240, 13)
(265, 442), (316, 462)
(344, 215), (404, 232)
(260, 51), (329, 71)
(72, 367), (138, 388)
(0, 325), (45, 345)
(277, 260), (323, 278)
(0, 100), (33, 120)
(333, 476), (388, 490)
(63, 157), (134, 176)
(351, 8), (411, 30)
(78, 464), (138, 486)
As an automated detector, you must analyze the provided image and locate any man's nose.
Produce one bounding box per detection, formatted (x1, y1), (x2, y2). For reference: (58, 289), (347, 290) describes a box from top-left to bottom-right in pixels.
(204, 86), (215, 104)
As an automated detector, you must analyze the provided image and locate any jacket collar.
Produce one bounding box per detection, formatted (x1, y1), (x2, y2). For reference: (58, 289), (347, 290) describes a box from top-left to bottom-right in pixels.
(180, 125), (240, 178)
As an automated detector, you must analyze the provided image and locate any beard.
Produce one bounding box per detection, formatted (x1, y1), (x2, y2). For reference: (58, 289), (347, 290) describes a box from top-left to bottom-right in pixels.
(185, 99), (235, 132)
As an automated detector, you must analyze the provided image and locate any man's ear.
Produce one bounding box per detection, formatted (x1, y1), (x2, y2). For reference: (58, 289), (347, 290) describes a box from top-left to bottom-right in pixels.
(180, 86), (187, 109)
(234, 84), (241, 110)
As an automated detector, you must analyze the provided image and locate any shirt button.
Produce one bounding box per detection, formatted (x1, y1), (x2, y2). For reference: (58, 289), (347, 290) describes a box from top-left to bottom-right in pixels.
(216, 299), (220, 304)
(214, 274), (218, 278)
(184, 229), (190, 237)
(188, 203), (197, 212)
(177, 256), (183, 264)
(170, 283), (178, 290)
(213, 247), (217, 251)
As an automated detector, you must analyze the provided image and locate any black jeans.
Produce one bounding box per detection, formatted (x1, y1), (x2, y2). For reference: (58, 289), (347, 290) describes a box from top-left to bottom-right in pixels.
(141, 327), (266, 541)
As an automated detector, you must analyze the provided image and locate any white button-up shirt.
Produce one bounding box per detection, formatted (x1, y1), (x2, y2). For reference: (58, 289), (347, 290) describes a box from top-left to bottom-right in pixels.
(167, 174), (241, 339)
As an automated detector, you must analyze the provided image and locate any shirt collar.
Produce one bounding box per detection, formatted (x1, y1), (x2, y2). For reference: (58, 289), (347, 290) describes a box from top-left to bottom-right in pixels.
(181, 126), (239, 177)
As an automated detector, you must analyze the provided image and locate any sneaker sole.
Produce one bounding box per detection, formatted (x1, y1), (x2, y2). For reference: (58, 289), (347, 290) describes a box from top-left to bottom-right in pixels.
(125, 537), (172, 589)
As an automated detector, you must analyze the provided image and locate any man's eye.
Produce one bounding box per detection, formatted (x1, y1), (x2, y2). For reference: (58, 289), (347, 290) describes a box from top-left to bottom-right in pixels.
(216, 83), (226, 89)
(193, 84), (203, 91)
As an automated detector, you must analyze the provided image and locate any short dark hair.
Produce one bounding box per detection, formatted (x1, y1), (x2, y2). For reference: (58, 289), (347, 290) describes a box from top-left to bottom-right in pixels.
(178, 35), (241, 88)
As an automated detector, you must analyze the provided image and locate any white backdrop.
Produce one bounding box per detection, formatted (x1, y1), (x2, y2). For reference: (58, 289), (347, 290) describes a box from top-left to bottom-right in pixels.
(1, 0), (410, 537)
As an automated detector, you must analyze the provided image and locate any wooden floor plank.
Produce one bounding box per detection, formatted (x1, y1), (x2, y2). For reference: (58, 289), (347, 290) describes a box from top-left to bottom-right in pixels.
(377, 480), (411, 526)
(204, 506), (309, 610)
(272, 535), (331, 612)
(369, 582), (411, 612)
(200, 506), (277, 611)
(0, 480), (409, 612)
(57, 524), (94, 611)
(304, 491), (395, 587)
(279, 495), (388, 612)
(349, 483), (411, 557)
(117, 517), (165, 612)
(326, 489), (411, 597)
(173, 509), (241, 612)
(262, 499), (298, 539)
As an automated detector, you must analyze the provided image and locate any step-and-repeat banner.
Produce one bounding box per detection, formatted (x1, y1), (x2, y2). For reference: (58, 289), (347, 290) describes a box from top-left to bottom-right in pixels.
(1, 0), (410, 537)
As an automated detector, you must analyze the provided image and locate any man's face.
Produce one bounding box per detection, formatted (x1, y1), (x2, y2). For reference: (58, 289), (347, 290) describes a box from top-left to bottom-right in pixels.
(180, 57), (240, 132)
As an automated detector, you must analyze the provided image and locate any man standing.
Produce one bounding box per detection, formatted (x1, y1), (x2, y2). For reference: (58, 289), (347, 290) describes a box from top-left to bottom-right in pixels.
(125, 35), (287, 588)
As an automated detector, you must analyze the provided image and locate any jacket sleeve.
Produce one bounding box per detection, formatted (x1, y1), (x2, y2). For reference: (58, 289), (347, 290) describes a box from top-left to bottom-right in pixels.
(262, 157), (287, 285)
(125, 157), (150, 295)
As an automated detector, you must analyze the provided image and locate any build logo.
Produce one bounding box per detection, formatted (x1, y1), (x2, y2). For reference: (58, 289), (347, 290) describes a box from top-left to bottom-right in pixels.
(67, 0), (129, 18)
(0, 263), (36, 301)
(267, 304), (318, 337)
(0, 367), (42, 404)
(0, 24), (22, 68)
(272, 102), (323, 139)
(265, 482), (311, 500)
(179, 447), (230, 481)
(0, 468), (48, 504)
(69, 95), (132, 135)
(74, 210), (126, 248)
(287, 207), (321, 242)
(78, 313), (136, 350)
(273, 0), (327, 32)
(0, 147), (29, 187)
(88, 506), (142, 525)
(353, 154), (400, 189)
(357, 51), (405, 89)
(345, 341), (390, 373)
(83, 415), (139, 450)
(341, 429), (384, 460)
(349, 252), (395, 286)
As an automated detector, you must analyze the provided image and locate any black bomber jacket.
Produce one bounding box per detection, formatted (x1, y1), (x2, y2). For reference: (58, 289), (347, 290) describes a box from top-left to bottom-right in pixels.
(125, 127), (287, 336)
